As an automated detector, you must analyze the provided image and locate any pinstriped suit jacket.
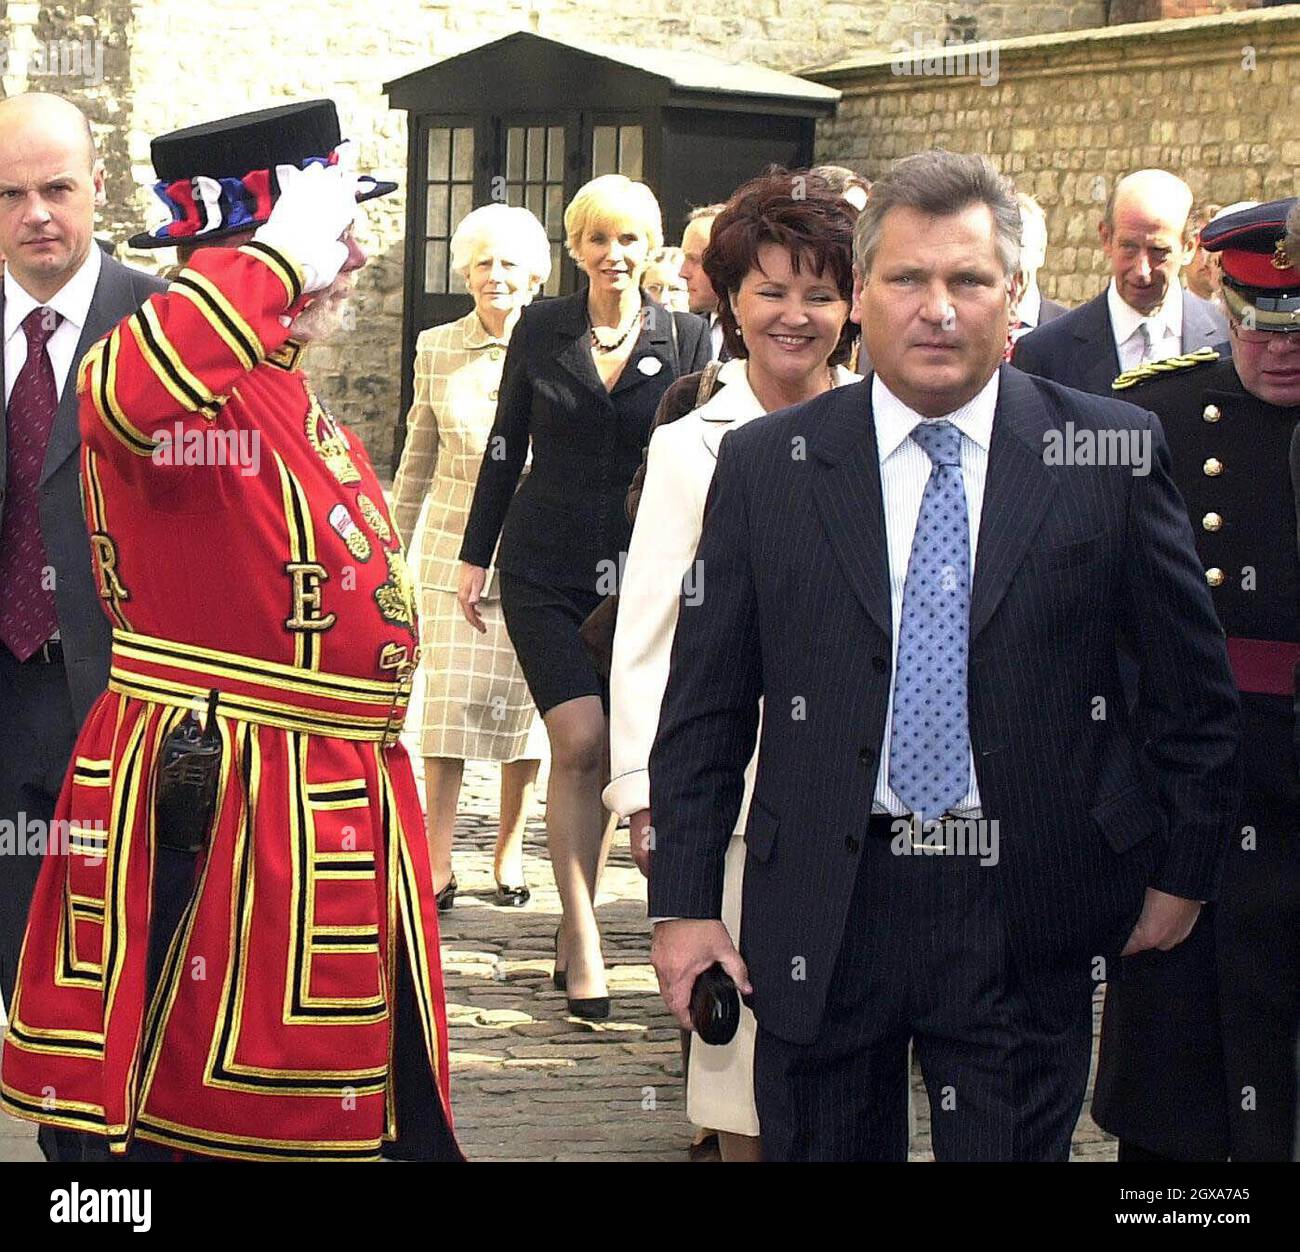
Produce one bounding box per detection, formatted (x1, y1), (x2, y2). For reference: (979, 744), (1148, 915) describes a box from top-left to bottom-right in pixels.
(647, 365), (1242, 1046)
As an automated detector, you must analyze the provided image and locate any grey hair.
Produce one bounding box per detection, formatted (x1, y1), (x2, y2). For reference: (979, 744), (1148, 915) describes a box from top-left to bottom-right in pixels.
(450, 203), (552, 286)
(852, 150), (1020, 277)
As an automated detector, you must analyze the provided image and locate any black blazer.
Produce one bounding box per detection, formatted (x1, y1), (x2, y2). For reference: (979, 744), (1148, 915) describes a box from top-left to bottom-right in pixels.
(0, 255), (166, 722)
(1013, 288), (1227, 396)
(460, 289), (710, 591)
(647, 366), (1241, 1045)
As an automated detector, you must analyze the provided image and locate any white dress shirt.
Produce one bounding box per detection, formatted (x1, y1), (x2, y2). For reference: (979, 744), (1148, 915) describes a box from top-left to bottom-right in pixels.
(1013, 282), (1042, 332)
(871, 372), (996, 818)
(3, 244), (102, 404)
(1107, 278), (1182, 373)
(709, 314), (725, 362)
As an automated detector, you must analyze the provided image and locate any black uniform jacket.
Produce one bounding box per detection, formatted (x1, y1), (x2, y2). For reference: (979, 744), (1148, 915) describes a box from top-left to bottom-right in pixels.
(459, 289), (710, 592)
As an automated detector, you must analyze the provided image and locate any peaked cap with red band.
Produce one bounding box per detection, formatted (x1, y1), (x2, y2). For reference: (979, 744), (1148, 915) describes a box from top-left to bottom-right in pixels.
(130, 99), (397, 250)
(1199, 196), (1300, 333)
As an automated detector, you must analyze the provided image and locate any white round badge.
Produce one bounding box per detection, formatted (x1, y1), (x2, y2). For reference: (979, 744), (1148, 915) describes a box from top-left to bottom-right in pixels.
(637, 357), (663, 376)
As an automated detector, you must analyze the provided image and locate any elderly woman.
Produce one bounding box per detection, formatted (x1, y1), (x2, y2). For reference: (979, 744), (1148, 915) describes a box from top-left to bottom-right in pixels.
(459, 175), (710, 1017)
(391, 203), (552, 912)
(641, 246), (688, 312)
(604, 172), (859, 1156)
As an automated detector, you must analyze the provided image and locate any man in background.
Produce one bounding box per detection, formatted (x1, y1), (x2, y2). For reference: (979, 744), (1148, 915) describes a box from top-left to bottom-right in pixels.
(679, 203), (728, 361)
(1006, 191), (1068, 357)
(0, 94), (164, 1069)
(1014, 169), (1226, 393)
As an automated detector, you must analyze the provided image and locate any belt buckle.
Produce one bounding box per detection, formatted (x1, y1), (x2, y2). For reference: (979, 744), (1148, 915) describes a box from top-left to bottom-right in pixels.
(906, 811), (929, 853)
(378, 643), (419, 747)
(905, 811), (960, 853)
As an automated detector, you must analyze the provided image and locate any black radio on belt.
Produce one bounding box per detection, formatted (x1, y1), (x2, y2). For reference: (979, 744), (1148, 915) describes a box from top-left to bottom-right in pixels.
(155, 689), (223, 854)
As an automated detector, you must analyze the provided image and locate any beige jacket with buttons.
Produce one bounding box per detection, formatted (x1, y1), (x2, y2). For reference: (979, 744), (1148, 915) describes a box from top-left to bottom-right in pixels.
(391, 310), (517, 599)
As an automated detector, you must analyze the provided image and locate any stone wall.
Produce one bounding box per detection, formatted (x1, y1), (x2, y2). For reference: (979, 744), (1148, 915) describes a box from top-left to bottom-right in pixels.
(812, 7), (1300, 306)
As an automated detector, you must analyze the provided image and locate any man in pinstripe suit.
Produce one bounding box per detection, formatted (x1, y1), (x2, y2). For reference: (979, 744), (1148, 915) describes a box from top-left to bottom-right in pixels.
(648, 152), (1241, 1162)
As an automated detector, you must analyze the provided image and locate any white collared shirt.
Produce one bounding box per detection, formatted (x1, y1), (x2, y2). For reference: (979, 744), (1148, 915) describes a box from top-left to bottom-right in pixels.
(709, 313), (725, 362)
(3, 244), (102, 404)
(1107, 278), (1182, 373)
(1013, 282), (1042, 331)
(871, 372), (995, 817)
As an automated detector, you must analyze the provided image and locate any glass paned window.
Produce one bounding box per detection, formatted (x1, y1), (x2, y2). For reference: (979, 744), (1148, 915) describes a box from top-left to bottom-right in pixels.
(502, 122), (570, 297)
(424, 125), (474, 293)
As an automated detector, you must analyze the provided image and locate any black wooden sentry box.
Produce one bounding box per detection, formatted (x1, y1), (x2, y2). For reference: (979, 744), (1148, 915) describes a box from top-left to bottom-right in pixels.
(383, 30), (839, 465)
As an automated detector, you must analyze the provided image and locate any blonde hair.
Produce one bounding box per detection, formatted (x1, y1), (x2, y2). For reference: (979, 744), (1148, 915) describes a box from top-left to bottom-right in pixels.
(564, 174), (663, 262)
(450, 203), (552, 287)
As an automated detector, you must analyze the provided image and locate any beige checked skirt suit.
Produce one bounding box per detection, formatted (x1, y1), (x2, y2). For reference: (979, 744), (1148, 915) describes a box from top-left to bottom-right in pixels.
(605, 359), (859, 1134)
(391, 311), (547, 763)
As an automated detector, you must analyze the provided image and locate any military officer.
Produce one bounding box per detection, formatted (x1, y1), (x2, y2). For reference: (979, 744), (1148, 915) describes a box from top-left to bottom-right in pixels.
(1093, 199), (1300, 1162)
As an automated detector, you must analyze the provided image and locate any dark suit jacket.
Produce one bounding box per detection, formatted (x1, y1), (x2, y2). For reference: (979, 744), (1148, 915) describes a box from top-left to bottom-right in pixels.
(460, 289), (710, 591)
(0, 255), (166, 722)
(1013, 288), (1227, 396)
(1038, 296), (1069, 325)
(647, 365), (1241, 1045)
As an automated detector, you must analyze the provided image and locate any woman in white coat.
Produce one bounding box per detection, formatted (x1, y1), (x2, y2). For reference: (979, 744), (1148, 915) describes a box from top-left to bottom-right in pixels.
(604, 172), (860, 1160)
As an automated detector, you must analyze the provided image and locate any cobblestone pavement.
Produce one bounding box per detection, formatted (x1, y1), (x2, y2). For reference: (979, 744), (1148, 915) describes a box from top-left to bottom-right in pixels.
(1, 754), (1119, 1163)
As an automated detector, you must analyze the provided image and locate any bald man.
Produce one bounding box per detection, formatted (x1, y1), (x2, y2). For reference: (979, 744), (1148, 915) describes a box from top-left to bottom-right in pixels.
(0, 95), (164, 1081)
(1014, 169), (1227, 394)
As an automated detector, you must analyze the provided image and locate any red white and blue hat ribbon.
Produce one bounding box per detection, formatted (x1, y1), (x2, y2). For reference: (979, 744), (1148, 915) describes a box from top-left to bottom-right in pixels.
(145, 148), (383, 243)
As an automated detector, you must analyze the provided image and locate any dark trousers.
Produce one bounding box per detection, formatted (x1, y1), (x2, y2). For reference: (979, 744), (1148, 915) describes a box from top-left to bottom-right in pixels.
(754, 830), (1094, 1162)
(1095, 798), (1300, 1161)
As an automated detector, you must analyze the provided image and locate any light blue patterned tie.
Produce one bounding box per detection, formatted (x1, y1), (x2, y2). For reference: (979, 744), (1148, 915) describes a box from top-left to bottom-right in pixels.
(888, 421), (971, 821)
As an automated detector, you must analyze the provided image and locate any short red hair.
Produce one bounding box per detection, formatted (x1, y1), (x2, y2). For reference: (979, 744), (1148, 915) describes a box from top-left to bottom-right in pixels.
(703, 170), (858, 365)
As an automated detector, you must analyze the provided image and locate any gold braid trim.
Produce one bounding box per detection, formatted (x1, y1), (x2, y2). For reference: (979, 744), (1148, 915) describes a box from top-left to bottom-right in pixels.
(1111, 346), (1220, 391)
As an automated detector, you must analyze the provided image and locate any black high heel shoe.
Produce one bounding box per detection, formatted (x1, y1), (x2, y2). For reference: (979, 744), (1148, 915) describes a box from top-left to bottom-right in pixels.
(435, 876), (458, 913)
(566, 995), (611, 1021)
(494, 881), (531, 908)
(552, 926), (566, 992)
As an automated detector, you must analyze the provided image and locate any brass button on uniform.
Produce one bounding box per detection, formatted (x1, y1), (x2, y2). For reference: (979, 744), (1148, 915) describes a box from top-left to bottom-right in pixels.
(1203, 457), (1223, 477)
(1202, 512), (1222, 532)
(489, 348), (502, 362)
(1205, 567), (1225, 587)
(1202, 403), (1221, 423)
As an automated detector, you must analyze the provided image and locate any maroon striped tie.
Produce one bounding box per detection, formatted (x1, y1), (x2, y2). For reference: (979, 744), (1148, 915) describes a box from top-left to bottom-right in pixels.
(0, 306), (64, 661)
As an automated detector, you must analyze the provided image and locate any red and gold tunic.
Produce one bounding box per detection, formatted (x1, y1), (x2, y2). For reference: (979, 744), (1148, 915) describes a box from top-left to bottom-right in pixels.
(0, 242), (458, 1161)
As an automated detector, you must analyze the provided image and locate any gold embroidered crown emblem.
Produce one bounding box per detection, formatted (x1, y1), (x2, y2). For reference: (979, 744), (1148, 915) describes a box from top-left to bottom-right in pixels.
(305, 389), (361, 486)
(1272, 239), (1294, 272)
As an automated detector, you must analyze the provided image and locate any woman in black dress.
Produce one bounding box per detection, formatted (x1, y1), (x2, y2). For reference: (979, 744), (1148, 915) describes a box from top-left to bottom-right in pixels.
(458, 175), (710, 1016)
